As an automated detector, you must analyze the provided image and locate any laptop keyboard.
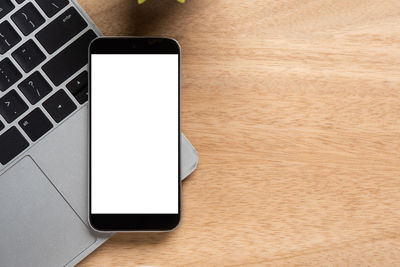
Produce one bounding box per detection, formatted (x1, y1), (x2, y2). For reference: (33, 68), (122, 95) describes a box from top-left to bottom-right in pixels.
(0, 0), (97, 166)
(11, 2), (45, 36)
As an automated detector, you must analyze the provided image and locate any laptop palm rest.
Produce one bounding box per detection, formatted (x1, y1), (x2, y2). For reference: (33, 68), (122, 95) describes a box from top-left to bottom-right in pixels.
(0, 156), (96, 267)
(29, 107), (198, 225)
(1, 107), (198, 266)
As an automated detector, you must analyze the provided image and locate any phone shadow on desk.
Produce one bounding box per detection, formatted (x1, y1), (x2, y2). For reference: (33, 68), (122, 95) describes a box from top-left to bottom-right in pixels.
(111, 232), (171, 247)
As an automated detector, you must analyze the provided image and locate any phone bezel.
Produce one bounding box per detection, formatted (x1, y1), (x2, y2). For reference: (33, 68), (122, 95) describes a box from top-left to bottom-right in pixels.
(88, 37), (181, 232)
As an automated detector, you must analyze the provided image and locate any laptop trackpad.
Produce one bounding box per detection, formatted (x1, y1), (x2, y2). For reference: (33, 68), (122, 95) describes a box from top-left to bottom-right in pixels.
(0, 157), (96, 267)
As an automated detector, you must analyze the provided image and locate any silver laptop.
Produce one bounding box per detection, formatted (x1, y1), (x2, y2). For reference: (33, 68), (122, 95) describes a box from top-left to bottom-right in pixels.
(0, 0), (199, 266)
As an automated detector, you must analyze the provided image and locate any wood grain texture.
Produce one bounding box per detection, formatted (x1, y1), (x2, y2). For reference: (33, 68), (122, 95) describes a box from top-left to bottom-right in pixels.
(77, 0), (400, 266)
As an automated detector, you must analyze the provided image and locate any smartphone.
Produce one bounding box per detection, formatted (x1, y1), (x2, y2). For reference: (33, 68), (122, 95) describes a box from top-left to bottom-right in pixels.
(89, 37), (181, 231)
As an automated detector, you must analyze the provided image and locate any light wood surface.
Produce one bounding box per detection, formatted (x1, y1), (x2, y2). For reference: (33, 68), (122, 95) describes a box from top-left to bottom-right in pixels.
(78, 0), (400, 266)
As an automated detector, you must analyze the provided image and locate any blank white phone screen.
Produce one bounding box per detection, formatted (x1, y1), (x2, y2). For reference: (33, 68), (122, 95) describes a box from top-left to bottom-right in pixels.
(91, 54), (179, 214)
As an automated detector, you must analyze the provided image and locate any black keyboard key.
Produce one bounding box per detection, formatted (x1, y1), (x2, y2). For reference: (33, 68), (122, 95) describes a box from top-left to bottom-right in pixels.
(11, 3), (45, 36)
(42, 30), (97, 86)
(12, 39), (46, 73)
(66, 70), (87, 104)
(0, 126), (29, 165)
(0, 120), (4, 131)
(0, 0), (14, 20)
(0, 21), (22, 55)
(0, 89), (28, 123)
(73, 87), (88, 104)
(16, 0), (25, 4)
(19, 108), (53, 141)
(43, 89), (76, 122)
(0, 58), (22, 92)
(36, 7), (87, 54)
(18, 71), (52, 104)
(66, 71), (87, 95)
(35, 0), (68, 18)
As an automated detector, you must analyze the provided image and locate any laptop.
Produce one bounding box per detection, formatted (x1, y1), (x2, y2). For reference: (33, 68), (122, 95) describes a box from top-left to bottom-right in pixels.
(0, 0), (198, 266)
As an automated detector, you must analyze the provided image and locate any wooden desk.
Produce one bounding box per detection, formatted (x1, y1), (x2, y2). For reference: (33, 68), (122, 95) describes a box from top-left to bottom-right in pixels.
(78, 0), (400, 265)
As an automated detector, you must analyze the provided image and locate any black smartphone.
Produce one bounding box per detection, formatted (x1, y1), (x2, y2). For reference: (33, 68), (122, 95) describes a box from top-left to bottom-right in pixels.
(89, 37), (181, 231)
